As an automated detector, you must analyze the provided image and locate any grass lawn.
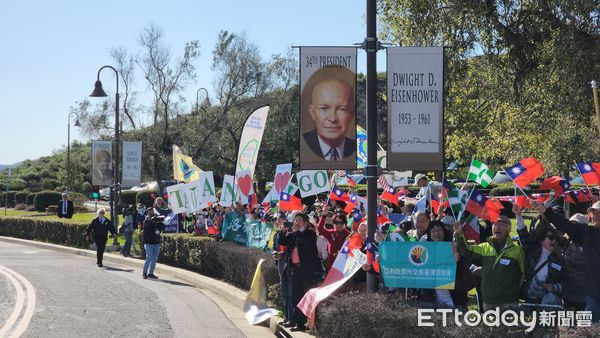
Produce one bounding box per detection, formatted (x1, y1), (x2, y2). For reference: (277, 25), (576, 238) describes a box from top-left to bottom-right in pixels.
(1, 208), (95, 224)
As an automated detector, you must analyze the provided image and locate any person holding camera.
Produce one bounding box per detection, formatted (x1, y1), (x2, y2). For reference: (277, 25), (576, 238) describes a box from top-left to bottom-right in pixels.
(143, 207), (165, 279)
(85, 208), (116, 267)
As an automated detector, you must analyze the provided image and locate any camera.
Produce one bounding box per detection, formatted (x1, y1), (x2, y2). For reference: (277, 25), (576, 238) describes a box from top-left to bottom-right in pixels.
(283, 221), (293, 228)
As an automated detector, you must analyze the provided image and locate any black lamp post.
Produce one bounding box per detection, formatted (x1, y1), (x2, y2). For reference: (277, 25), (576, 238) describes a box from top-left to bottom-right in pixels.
(67, 112), (81, 192)
(195, 87), (210, 113)
(90, 65), (120, 246)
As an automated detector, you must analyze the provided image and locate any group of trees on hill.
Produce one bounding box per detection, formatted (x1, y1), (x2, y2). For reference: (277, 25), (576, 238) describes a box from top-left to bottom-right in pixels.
(2, 1), (599, 195)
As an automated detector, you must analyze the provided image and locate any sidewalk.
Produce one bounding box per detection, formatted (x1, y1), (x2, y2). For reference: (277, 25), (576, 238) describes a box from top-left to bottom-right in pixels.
(0, 236), (314, 338)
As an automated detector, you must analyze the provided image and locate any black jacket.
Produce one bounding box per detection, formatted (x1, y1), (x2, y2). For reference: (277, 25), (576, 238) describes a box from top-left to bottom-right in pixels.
(57, 200), (74, 219)
(143, 216), (165, 244)
(545, 209), (600, 299)
(278, 228), (321, 276)
(86, 217), (116, 239)
(519, 227), (568, 302)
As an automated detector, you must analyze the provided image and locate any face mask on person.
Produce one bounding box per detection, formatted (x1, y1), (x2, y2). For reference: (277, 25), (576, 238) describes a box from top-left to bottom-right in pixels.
(138, 208), (145, 214)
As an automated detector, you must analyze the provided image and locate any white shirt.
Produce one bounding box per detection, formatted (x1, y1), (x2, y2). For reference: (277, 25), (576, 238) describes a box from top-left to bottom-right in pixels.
(317, 136), (345, 161)
(316, 235), (329, 261)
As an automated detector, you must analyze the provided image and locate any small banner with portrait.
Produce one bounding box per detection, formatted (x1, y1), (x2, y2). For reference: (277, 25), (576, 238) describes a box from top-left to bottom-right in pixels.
(91, 140), (113, 187)
(299, 47), (357, 170)
(386, 47), (444, 170)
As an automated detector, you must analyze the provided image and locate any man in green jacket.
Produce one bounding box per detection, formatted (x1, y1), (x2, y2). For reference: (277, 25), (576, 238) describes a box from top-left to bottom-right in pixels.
(453, 215), (525, 311)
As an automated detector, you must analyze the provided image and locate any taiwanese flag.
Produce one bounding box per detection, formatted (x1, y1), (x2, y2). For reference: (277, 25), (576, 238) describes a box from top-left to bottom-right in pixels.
(330, 185), (350, 202)
(343, 194), (358, 213)
(365, 238), (380, 273)
(377, 207), (392, 225)
(483, 198), (502, 222)
(279, 192), (303, 211)
(247, 193), (258, 208)
(513, 195), (532, 209)
(541, 176), (571, 196)
(380, 186), (398, 206)
(465, 189), (487, 219)
(346, 233), (364, 256)
(505, 158), (545, 188)
(576, 162), (600, 185)
(565, 189), (592, 204)
(430, 195), (441, 215)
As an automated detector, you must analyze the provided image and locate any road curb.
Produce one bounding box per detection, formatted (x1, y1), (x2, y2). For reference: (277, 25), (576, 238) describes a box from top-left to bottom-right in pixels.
(0, 236), (311, 338)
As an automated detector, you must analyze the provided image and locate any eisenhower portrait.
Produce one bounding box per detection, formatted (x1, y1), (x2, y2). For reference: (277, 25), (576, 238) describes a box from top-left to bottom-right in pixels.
(300, 66), (356, 169)
(92, 148), (113, 186)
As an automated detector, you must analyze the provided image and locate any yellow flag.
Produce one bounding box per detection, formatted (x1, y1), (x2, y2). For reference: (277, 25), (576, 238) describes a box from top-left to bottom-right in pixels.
(244, 258), (278, 325)
(172, 145), (201, 182)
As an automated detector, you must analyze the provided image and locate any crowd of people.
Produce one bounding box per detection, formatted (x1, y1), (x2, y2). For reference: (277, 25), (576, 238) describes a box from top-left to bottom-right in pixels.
(76, 173), (600, 330)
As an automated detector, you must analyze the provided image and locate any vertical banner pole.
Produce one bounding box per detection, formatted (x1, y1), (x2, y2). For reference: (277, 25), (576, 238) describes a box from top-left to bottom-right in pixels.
(366, 0), (378, 293)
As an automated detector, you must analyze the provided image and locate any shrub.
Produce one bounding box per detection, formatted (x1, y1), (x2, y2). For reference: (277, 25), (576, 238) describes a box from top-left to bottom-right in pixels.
(26, 193), (36, 205)
(314, 291), (566, 338)
(0, 217), (89, 248)
(198, 240), (278, 290)
(157, 235), (279, 292)
(136, 190), (159, 208)
(69, 192), (86, 206)
(120, 190), (138, 207)
(33, 191), (62, 212)
(15, 191), (29, 205)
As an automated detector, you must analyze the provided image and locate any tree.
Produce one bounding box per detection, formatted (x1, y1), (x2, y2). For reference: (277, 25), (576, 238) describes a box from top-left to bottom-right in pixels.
(379, 0), (600, 174)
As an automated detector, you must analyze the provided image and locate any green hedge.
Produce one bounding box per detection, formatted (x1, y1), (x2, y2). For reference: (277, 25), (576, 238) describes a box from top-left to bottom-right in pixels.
(157, 234), (278, 291)
(120, 190), (138, 207)
(33, 191), (62, 212)
(15, 191), (29, 205)
(136, 190), (159, 208)
(314, 291), (600, 337)
(26, 193), (36, 205)
(0, 217), (89, 248)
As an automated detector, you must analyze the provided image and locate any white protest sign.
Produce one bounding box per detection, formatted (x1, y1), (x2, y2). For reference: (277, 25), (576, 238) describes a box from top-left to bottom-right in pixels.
(285, 182), (299, 196)
(219, 175), (239, 207)
(167, 172), (217, 214)
(236, 169), (254, 205)
(273, 163), (292, 195)
(296, 170), (330, 198)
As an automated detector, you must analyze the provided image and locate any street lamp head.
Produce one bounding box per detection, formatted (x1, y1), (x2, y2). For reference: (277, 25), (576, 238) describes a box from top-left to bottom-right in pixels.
(203, 96), (211, 107)
(74, 118), (81, 127)
(90, 80), (108, 97)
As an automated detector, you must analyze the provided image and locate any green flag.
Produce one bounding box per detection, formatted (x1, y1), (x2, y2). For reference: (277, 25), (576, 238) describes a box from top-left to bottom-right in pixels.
(446, 188), (467, 214)
(467, 160), (494, 188)
(386, 224), (408, 242)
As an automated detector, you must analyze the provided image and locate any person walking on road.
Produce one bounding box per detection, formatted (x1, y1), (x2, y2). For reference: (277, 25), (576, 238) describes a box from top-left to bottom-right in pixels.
(85, 208), (116, 267)
(143, 207), (165, 279)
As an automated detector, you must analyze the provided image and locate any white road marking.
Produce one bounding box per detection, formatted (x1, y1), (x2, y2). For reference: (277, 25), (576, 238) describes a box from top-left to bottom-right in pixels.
(0, 265), (36, 338)
(0, 266), (25, 337)
(22, 252), (38, 254)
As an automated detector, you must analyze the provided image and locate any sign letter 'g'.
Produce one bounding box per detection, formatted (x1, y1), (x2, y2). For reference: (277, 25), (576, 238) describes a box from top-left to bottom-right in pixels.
(297, 170), (330, 198)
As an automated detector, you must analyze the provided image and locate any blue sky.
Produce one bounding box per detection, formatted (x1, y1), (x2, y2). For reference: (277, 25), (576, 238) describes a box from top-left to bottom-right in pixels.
(0, 0), (387, 165)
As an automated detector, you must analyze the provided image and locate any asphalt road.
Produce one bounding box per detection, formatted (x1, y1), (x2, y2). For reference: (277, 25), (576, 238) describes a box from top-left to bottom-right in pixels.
(0, 241), (271, 338)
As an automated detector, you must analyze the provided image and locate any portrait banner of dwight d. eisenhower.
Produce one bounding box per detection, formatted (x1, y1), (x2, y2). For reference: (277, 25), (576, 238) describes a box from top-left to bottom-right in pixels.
(299, 47), (357, 170)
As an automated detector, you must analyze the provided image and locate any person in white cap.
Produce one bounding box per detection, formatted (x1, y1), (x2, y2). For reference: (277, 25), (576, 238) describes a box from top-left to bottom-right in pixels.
(534, 200), (600, 321)
(414, 173), (442, 201)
